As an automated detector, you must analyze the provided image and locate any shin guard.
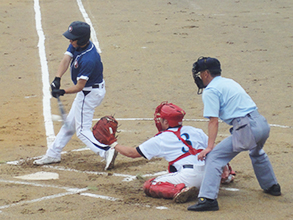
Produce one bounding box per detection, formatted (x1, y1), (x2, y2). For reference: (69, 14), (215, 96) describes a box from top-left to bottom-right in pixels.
(145, 180), (185, 199)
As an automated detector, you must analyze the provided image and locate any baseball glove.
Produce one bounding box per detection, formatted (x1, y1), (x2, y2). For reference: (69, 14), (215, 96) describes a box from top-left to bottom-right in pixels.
(92, 116), (118, 145)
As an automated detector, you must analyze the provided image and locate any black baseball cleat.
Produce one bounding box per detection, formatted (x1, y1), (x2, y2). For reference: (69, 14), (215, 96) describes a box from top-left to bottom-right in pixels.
(264, 183), (281, 196)
(187, 197), (219, 211)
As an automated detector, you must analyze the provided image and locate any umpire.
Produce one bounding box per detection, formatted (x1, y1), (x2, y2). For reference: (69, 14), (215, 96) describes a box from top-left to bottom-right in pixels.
(188, 57), (281, 211)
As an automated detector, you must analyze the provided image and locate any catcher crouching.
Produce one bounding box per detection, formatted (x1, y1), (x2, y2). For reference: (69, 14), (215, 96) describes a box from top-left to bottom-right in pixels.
(103, 102), (235, 203)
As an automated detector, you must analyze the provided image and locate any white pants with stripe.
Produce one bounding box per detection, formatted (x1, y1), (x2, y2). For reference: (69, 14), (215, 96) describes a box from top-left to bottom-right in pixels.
(46, 81), (107, 160)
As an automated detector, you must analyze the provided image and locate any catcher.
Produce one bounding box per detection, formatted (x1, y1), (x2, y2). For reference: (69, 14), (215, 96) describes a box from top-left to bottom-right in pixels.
(96, 102), (235, 203)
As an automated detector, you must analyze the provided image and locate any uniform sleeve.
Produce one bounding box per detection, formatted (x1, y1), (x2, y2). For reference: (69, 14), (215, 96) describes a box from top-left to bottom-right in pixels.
(64, 44), (74, 57)
(202, 88), (220, 118)
(77, 60), (95, 81)
(138, 136), (162, 160)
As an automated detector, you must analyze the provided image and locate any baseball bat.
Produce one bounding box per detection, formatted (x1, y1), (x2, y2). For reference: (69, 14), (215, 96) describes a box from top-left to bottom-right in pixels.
(57, 96), (67, 124)
(57, 96), (74, 135)
(56, 96), (73, 135)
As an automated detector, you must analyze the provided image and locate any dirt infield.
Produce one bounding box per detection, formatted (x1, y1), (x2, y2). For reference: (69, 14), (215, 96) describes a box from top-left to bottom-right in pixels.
(0, 0), (292, 219)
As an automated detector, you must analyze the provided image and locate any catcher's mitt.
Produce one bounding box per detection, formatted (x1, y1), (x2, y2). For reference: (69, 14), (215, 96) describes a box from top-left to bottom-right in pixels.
(92, 116), (118, 145)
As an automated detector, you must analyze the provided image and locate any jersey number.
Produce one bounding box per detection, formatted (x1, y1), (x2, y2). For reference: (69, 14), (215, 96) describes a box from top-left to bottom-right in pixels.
(181, 133), (192, 153)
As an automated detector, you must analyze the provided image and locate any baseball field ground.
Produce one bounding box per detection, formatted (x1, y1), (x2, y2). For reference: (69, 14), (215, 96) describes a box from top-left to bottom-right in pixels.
(0, 0), (292, 219)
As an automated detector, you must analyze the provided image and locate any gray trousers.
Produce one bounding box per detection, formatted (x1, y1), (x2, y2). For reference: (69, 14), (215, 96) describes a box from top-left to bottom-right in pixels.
(198, 110), (278, 199)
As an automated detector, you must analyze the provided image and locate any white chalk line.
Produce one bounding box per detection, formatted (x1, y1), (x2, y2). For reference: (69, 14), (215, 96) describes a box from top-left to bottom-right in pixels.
(5, 147), (168, 182)
(76, 0), (101, 53)
(6, 147), (90, 165)
(0, 169), (169, 212)
(93, 118), (292, 129)
(0, 179), (123, 212)
(34, 0), (55, 146)
(81, 193), (120, 201)
(220, 187), (240, 192)
(41, 165), (167, 182)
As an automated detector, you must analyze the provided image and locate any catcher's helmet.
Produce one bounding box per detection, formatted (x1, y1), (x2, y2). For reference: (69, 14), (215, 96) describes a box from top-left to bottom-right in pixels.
(154, 101), (186, 131)
(63, 21), (91, 46)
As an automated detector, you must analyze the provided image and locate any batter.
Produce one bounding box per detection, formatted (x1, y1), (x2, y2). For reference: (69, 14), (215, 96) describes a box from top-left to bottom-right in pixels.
(34, 21), (116, 170)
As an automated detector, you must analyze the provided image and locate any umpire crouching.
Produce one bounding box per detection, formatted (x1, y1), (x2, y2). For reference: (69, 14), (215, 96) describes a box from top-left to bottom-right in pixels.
(188, 57), (281, 211)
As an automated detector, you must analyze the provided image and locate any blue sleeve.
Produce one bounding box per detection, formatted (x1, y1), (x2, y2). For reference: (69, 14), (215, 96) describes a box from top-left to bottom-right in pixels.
(78, 60), (95, 79)
(66, 44), (75, 55)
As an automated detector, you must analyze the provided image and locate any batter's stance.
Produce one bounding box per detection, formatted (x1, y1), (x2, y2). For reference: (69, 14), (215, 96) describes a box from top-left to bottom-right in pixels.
(188, 57), (281, 211)
(34, 21), (116, 170)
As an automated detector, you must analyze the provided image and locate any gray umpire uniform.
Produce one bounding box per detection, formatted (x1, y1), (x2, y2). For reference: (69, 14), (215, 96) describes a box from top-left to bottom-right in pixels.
(198, 76), (279, 199)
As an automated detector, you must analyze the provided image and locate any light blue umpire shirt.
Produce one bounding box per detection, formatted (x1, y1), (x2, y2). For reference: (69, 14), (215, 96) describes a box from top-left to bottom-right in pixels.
(202, 76), (257, 125)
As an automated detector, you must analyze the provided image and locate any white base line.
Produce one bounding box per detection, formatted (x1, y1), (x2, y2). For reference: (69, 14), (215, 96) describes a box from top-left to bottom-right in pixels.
(76, 0), (101, 53)
(41, 165), (167, 182)
(0, 179), (88, 211)
(81, 193), (120, 201)
(0, 179), (164, 212)
(92, 118), (291, 129)
(34, 0), (55, 147)
(0, 179), (86, 192)
(0, 179), (121, 211)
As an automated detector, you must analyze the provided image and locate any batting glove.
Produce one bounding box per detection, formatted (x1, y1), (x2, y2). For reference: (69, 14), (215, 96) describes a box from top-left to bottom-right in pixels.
(51, 77), (61, 90)
(52, 89), (65, 98)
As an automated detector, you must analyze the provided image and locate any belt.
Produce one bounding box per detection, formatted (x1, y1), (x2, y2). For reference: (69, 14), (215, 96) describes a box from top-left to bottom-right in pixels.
(183, 164), (193, 169)
(83, 83), (102, 91)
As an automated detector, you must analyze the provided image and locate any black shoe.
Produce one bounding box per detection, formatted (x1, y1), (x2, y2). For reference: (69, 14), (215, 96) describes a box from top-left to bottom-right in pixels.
(264, 184), (281, 196)
(187, 197), (219, 211)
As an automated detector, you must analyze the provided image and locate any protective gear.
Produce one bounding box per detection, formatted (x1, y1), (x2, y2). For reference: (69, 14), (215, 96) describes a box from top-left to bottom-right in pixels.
(92, 116), (118, 146)
(154, 101), (186, 132)
(143, 178), (155, 197)
(63, 21), (91, 46)
(192, 57), (221, 94)
(52, 89), (65, 98)
(221, 163), (236, 184)
(51, 77), (61, 90)
(143, 178), (185, 199)
(192, 72), (206, 95)
(192, 57), (221, 74)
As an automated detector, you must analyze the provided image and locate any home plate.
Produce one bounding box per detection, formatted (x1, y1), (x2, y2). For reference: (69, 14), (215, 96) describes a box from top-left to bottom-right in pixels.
(14, 172), (59, 180)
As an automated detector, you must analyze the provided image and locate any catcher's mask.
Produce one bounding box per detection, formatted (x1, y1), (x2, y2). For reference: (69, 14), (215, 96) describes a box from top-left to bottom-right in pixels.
(192, 56), (221, 94)
(63, 21), (91, 46)
(154, 101), (186, 132)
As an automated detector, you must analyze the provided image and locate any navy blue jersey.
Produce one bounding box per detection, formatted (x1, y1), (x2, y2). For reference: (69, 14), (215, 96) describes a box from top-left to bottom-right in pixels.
(65, 41), (103, 87)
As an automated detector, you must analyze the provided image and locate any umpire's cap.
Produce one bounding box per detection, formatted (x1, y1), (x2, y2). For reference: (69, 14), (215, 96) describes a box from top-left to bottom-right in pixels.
(63, 21), (90, 46)
(192, 57), (221, 74)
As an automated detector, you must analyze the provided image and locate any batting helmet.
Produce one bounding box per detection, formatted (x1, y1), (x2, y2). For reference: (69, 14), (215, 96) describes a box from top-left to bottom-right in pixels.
(154, 101), (186, 132)
(63, 21), (91, 46)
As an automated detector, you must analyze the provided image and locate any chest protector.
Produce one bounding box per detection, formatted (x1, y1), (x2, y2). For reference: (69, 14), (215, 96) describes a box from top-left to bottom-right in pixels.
(157, 126), (203, 172)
